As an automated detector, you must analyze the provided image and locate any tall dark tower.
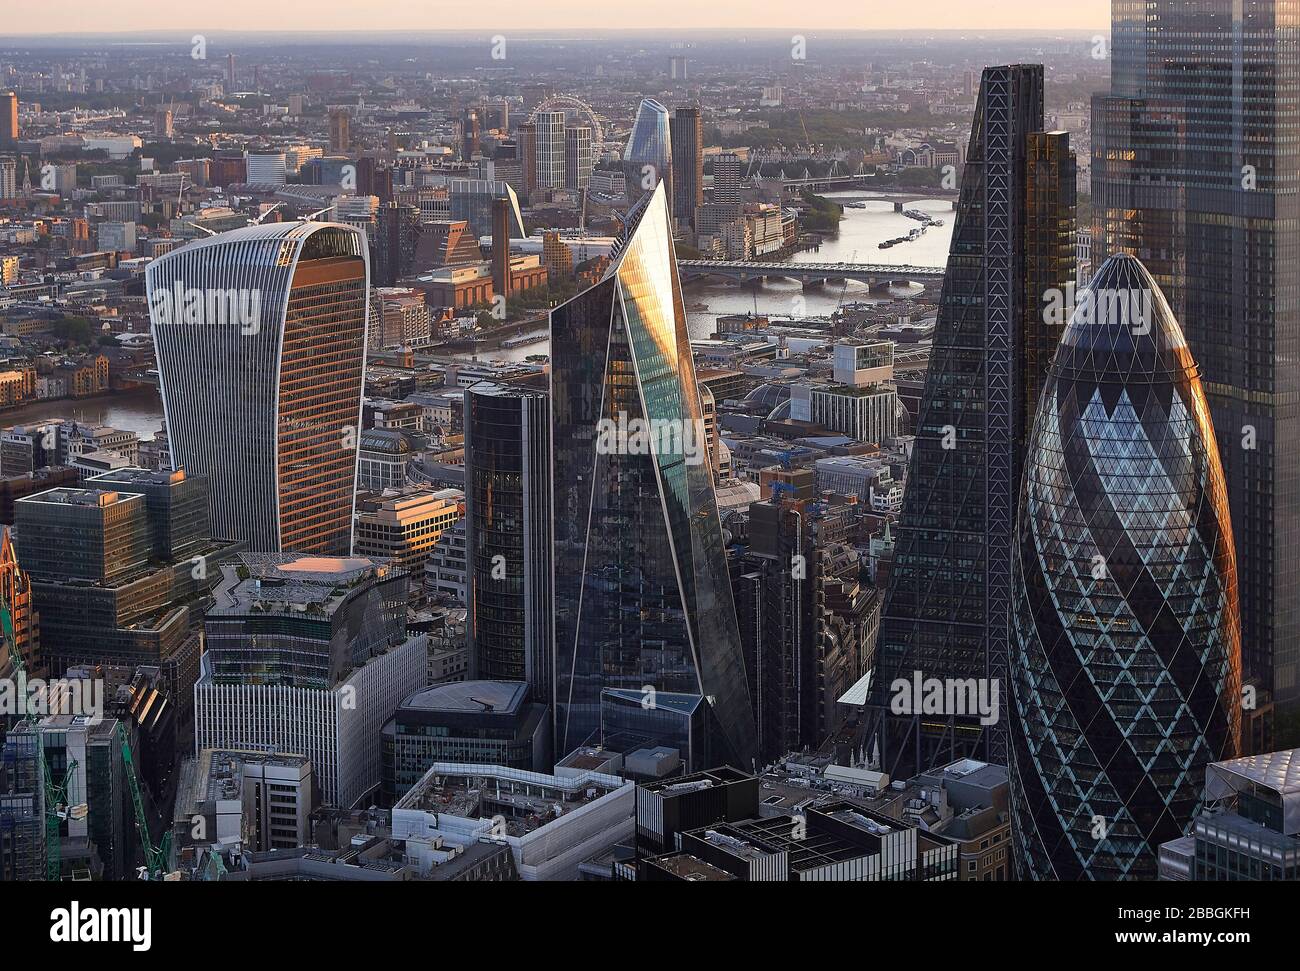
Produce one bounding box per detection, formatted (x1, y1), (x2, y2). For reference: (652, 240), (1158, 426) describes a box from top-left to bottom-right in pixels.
(1010, 253), (1242, 880)
(869, 65), (1076, 776)
(1092, 0), (1300, 751)
(0, 91), (17, 146)
(462, 108), (481, 160)
(465, 379), (553, 697)
(670, 107), (703, 230)
(491, 196), (510, 301)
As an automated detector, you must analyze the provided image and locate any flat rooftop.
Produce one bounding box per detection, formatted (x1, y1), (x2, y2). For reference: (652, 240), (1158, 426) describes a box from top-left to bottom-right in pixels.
(399, 680), (527, 715)
(641, 765), (752, 796)
(645, 852), (736, 882)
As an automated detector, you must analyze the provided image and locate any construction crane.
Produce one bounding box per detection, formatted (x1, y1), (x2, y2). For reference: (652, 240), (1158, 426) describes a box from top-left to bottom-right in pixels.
(117, 722), (171, 880)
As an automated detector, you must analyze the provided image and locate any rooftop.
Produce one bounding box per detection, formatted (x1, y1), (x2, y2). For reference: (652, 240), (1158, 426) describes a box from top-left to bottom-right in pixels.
(399, 680), (527, 715)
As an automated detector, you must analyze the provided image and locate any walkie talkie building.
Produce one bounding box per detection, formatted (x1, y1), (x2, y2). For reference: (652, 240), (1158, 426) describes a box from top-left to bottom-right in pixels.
(550, 182), (757, 770)
(147, 221), (369, 555)
(1009, 254), (1242, 880)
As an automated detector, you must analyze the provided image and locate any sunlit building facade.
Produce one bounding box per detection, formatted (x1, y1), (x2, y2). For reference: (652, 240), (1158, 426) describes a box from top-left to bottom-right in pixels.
(1010, 254), (1242, 880)
(550, 183), (757, 769)
(1092, 0), (1300, 745)
(147, 222), (369, 555)
(624, 99), (673, 220)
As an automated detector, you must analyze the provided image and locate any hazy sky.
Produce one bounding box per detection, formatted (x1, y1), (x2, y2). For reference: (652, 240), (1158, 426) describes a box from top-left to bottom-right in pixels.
(7, 1), (1109, 34)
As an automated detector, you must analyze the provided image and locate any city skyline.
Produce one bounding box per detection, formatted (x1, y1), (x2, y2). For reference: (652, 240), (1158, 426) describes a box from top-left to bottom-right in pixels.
(0, 0), (1295, 906)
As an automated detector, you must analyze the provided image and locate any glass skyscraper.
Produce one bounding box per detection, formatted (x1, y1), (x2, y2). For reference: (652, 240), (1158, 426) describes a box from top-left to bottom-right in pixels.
(869, 65), (1076, 776)
(465, 379), (553, 698)
(1092, 0), (1300, 748)
(624, 99), (673, 219)
(148, 221), (369, 555)
(550, 182), (757, 769)
(1010, 253), (1242, 880)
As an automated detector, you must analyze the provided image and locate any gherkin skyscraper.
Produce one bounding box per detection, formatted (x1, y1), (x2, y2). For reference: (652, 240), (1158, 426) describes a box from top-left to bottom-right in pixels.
(1009, 254), (1242, 880)
(550, 182), (757, 770)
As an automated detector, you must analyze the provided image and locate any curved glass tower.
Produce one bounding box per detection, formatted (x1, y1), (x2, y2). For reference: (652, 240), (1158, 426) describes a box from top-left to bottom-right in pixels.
(147, 221), (369, 555)
(550, 182), (756, 769)
(1010, 253), (1242, 880)
(624, 99), (673, 219)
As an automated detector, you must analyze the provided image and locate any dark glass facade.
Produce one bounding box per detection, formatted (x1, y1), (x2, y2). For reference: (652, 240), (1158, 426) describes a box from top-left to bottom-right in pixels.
(670, 107), (703, 230)
(465, 381), (553, 695)
(624, 99), (673, 219)
(1092, 0), (1300, 743)
(870, 65), (1076, 775)
(550, 183), (757, 769)
(1010, 254), (1242, 880)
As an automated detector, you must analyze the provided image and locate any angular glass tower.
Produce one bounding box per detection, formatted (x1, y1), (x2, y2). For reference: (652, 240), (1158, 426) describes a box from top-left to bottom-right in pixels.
(869, 65), (1076, 775)
(1093, 0), (1300, 745)
(624, 99), (673, 219)
(148, 222), (369, 555)
(1010, 254), (1242, 880)
(550, 182), (757, 769)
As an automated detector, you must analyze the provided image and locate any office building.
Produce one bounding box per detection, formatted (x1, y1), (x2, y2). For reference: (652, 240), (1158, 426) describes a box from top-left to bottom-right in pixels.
(0, 92), (17, 145)
(353, 488), (463, 576)
(550, 182), (757, 768)
(329, 106), (350, 154)
(711, 151), (742, 205)
(465, 381), (552, 692)
(660, 799), (959, 882)
(490, 196), (511, 300)
(171, 748), (314, 867)
(148, 222), (369, 555)
(1010, 254), (1242, 880)
(380, 681), (551, 803)
(13, 473), (240, 681)
(3, 715), (135, 881)
(374, 202), (421, 286)
(518, 122), (537, 195)
(194, 553), (427, 808)
(96, 221), (136, 254)
(1092, 1), (1300, 744)
(624, 99), (673, 217)
(244, 152), (287, 185)
(391, 761), (633, 881)
(1159, 750), (1300, 881)
(737, 494), (877, 762)
(635, 766), (760, 855)
(670, 107), (703, 230)
(448, 178), (525, 240)
(870, 65), (1076, 776)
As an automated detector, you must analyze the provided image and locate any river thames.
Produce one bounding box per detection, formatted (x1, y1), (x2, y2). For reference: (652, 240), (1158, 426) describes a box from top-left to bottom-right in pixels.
(0, 194), (956, 428)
